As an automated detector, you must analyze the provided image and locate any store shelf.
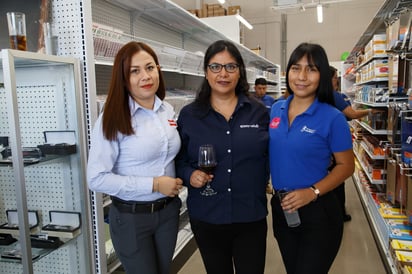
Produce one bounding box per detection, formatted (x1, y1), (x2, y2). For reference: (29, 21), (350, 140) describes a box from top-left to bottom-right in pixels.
(360, 141), (386, 160)
(354, 120), (389, 135)
(354, 152), (386, 185)
(352, 172), (397, 273)
(105, 0), (278, 72)
(345, 0), (412, 64)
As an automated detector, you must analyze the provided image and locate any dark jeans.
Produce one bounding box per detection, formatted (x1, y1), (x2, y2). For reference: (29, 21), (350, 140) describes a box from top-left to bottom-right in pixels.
(271, 191), (343, 274)
(190, 218), (267, 274)
(109, 197), (182, 274)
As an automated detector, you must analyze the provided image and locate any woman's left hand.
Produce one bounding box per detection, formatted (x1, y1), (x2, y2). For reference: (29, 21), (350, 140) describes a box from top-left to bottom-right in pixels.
(280, 188), (316, 212)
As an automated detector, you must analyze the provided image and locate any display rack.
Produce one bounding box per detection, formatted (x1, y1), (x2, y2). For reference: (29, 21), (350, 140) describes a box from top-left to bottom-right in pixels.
(344, 0), (412, 272)
(0, 49), (93, 274)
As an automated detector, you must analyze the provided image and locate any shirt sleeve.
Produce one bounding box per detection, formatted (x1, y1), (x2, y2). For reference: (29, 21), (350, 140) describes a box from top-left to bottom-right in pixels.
(86, 115), (154, 200)
(329, 112), (353, 153)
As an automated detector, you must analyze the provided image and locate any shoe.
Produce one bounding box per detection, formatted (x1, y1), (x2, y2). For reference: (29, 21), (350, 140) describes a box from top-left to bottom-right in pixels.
(343, 214), (352, 222)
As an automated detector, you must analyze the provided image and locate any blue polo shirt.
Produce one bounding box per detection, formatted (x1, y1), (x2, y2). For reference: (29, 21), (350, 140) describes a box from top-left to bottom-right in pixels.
(269, 95), (352, 191)
(333, 91), (352, 121)
(176, 94), (269, 224)
(260, 94), (276, 113)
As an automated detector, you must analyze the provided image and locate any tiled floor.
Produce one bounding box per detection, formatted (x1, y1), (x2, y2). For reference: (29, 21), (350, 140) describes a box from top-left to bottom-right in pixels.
(178, 178), (387, 274)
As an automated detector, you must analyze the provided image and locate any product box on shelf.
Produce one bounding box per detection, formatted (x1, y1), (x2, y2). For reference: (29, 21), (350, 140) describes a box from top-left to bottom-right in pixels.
(395, 250), (412, 272)
(41, 210), (81, 239)
(379, 206), (408, 219)
(0, 233), (17, 245)
(390, 239), (412, 271)
(404, 265), (412, 274)
(37, 130), (76, 156)
(406, 176), (412, 216)
(391, 239), (412, 252)
(390, 225), (412, 241)
(0, 210), (39, 236)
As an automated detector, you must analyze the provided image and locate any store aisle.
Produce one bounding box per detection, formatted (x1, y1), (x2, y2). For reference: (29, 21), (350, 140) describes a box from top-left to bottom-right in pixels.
(177, 178), (387, 274)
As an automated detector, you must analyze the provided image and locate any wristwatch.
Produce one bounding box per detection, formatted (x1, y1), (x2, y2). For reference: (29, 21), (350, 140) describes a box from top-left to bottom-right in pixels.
(310, 185), (320, 201)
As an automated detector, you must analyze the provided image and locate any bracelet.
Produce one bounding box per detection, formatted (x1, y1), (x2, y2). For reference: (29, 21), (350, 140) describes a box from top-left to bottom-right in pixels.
(153, 178), (159, 192)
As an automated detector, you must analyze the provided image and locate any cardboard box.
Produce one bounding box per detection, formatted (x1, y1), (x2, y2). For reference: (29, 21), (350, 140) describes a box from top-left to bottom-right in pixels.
(41, 210), (81, 239)
(214, 8), (226, 16)
(0, 210), (39, 236)
(228, 5), (241, 15)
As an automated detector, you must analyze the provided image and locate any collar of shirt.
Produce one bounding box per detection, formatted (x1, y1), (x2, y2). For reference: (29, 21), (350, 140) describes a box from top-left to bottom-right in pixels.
(279, 94), (320, 116)
(193, 93), (252, 117)
(128, 95), (162, 116)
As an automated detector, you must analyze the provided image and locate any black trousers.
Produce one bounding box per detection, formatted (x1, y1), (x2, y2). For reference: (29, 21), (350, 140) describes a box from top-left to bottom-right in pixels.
(190, 218), (267, 274)
(333, 182), (347, 217)
(271, 191), (343, 274)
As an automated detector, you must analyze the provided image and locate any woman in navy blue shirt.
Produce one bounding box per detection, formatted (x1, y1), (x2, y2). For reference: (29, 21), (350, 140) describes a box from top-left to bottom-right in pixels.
(176, 40), (269, 274)
(269, 43), (354, 274)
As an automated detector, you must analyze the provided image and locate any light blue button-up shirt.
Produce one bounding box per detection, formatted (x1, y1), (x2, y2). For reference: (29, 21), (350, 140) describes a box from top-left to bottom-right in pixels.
(87, 95), (181, 201)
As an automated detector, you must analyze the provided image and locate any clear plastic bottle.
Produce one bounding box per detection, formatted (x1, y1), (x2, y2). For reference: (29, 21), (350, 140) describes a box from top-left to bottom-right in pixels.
(278, 190), (301, 227)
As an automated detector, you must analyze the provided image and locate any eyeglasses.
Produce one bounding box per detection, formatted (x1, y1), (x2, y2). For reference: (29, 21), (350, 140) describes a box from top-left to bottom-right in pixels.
(207, 63), (239, 73)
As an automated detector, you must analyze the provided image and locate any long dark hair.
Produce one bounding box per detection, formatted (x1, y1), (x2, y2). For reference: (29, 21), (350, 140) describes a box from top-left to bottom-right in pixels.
(195, 40), (250, 107)
(102, 41), (166, 141)
(286, 43), (334, 106)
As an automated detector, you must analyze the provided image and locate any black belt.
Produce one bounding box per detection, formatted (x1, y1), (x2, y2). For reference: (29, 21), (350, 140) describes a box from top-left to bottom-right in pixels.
(111, 196), (175, 214)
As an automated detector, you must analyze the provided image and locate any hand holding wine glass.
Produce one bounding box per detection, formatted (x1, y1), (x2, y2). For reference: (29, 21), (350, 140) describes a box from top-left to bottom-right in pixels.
(198, 144), (217, 196)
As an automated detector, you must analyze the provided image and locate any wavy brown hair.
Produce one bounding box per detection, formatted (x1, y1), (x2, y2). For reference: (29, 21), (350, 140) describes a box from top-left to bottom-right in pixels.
(102, 41), (166, 141)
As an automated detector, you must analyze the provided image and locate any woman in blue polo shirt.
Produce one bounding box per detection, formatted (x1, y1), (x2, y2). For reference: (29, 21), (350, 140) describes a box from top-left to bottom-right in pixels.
(269, 43), (354, 274)
(176, 40), (269, 274)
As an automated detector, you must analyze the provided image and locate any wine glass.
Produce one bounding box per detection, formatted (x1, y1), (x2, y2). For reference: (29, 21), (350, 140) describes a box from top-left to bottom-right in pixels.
(198, 144), (217, 196)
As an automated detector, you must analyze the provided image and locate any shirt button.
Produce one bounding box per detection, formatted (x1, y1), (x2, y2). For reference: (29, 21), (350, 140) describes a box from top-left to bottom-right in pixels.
(227, 149), (231, 153)
(228, 188), (231, 192)
(227, 169), (231, 173)
(226, 131), (230, 135)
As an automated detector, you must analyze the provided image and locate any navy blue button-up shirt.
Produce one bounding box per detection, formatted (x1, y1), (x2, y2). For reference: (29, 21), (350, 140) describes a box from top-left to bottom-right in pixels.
(176, 94), (269, 224)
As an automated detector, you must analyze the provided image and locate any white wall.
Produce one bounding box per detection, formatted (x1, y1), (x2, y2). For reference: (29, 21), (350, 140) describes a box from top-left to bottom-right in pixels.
(173, 0), (384, 72)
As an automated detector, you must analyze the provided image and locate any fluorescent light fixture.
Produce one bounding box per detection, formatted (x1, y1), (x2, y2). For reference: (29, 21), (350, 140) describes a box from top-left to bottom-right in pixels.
(317, 4), (323, 23)
(217, 0), (225, 4)
(236, 11), (253, 30)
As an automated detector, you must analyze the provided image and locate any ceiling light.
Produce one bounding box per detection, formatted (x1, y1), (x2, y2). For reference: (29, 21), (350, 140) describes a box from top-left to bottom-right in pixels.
(217, 0), (225, 4)
(317, 4), (323, 23)
(236, 11), (253, 30)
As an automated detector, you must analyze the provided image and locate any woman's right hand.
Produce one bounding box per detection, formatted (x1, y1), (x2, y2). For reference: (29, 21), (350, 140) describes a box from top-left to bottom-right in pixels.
(190, 170), (214, 188)
(155, 176), (183, 197)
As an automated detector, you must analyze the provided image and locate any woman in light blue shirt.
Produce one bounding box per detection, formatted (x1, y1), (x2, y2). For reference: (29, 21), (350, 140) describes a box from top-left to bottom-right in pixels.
(87, 41), (183, 274)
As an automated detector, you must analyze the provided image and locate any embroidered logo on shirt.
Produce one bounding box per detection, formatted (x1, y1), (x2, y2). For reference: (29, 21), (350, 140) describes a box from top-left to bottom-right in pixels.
(240, 124), (259, 128)
(168, 119), (177, 127)
(301, 125), (316, 133)
(270, 117), (280, 128)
